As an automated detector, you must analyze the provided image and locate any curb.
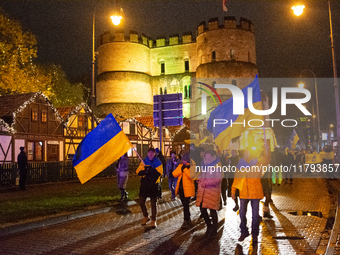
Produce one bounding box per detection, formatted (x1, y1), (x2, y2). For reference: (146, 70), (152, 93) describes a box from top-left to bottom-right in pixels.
(0, 190), (170, 238)
(0, 206), (111, 237)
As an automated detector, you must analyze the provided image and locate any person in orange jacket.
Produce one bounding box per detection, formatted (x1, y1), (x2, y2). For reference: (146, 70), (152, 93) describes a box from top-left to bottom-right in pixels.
(232, 146), (270, 246)
(173, 152), (195, 229)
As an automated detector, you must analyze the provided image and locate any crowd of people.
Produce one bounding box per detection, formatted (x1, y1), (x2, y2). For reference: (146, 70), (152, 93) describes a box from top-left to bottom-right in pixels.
(129, 143), (336, 246)
(15, 141), (336, 245)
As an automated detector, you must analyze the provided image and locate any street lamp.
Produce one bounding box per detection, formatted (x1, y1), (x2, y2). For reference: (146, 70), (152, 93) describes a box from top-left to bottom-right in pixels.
(299, 70), (321, 152)
(291, 5), (305, 16)
(292, 1), (340, 161)
(91, 2), (123, 130)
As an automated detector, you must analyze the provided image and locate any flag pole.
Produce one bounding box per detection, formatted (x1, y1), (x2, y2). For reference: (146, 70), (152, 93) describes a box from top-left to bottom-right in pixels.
(133, 147), (145, 165)
(263, 125), (268, 156)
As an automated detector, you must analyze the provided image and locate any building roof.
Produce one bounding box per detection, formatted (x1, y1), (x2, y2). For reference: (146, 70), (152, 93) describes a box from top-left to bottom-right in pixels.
(0, 92), (37, 118)
(0, 92), (62, 132)
(57, 106), (76, 121)
(56, 103), (99, 126)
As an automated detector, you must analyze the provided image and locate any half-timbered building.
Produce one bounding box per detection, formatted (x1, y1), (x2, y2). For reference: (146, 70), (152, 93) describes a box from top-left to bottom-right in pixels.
(57, 103), (98, 160)
(0, 92), (64, 163)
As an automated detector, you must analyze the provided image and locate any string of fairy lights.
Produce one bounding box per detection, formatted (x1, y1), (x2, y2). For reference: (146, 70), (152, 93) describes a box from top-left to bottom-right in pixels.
(0, 92), (193, 144)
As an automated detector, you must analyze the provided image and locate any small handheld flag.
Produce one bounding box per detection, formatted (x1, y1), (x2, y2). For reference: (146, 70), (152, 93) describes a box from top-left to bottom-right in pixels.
(286, 129), (300, 150)
(73, 113), (132, 184)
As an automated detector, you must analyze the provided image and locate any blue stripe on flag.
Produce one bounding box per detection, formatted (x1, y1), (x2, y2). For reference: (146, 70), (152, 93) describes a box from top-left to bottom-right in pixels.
(73, 113), (122, 167)
(207, 76), (261, 138)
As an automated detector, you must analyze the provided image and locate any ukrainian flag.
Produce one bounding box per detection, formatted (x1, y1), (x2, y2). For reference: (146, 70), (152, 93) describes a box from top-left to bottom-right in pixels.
(73, 113), (132, 184)
(286, 129), (300, 150)
(207, 76), (263, 151)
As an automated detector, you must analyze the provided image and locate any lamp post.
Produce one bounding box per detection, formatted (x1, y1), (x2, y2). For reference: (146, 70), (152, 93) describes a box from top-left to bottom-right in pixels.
(299, 70), (321, 152)
(91, 2), (123, 130)
(292, 1), (340, 161)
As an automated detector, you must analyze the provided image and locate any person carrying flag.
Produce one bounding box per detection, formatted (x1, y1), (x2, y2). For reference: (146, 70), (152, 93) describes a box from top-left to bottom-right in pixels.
(136, 148), (163, 228)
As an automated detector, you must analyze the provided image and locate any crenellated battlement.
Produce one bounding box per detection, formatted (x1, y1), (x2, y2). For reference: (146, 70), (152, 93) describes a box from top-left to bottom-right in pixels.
(196, 16), (254, 36)
(98, 16), (253, 48)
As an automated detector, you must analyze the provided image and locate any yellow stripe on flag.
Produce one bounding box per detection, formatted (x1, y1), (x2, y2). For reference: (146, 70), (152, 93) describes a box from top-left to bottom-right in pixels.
(75, 131), (132, 184)
(215, 101), (263, 150)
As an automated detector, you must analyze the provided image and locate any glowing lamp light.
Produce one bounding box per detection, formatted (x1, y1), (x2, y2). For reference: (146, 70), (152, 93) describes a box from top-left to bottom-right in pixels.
(330, 124), (334, 128)
(111, 15), (122, 25)
(298, 83), (305, 88)
(292, 5), (305, 16)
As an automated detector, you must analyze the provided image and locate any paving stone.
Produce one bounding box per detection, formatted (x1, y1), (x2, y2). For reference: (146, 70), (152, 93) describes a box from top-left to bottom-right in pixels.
(0, 178), (335, 254)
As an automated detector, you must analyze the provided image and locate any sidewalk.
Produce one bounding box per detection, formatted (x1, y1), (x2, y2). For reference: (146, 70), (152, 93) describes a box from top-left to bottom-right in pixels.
(0, 178), (337, 254)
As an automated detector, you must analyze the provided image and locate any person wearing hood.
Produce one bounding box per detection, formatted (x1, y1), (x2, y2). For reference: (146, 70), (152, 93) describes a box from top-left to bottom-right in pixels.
(196, 149), (223, 239)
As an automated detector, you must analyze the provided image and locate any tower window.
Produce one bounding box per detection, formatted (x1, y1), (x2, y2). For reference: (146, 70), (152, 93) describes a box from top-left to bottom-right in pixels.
(161, 62), (165, 74)
(212, 81), (216, 89)
(232, 79), (237, 86)
(230, 49), (235, 60)
(184, 85), (188, 99)
(164, 87), (167, 94)
(185, 60), (189, 72)
(212, 51), (216, 61)
(160, 87), (163, 95)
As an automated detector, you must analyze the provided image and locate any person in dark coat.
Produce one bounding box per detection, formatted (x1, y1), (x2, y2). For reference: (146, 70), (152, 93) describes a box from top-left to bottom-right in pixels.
(228, 149), (240, 211)
(136, 148), (163, 228)
(165, 151), (179, 200)
(17, 147), (28, 190)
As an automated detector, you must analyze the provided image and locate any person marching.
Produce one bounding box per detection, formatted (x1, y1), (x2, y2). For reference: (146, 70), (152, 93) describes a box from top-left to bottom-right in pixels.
(155, 148), (166, 200)
(172, 152), (195, 229)
(228, 149), (240, 212)
(196, 149), (223, 239)
(136, 148), (163, 228)
(166, 151), (179, 201)
(117, 153), (129, 202)
(232, 146), (271, 246)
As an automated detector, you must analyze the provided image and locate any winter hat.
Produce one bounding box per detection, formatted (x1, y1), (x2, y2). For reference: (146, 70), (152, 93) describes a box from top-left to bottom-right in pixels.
(182, 152), (190, 162)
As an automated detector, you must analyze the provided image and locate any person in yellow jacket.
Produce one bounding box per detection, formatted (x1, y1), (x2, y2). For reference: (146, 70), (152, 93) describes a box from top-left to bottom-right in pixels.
(136, 148), (163, 228)
(172, 152), (195, 229)
(232, 146), (271, 246)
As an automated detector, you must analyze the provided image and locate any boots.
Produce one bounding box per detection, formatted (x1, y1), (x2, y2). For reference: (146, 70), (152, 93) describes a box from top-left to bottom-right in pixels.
(263, 206), (273, 218)
(120, 188), (124, 202)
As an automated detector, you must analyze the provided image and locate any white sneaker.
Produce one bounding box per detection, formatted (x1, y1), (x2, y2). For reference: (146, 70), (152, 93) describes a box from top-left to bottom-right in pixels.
(150, 220), (157, 228)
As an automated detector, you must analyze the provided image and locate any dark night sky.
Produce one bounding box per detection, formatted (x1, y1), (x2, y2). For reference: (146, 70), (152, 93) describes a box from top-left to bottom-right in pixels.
(2, 0), (340, 141)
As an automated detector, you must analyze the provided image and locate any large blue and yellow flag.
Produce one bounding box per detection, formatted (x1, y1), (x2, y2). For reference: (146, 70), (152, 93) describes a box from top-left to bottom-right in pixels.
(73, 113), (132, 184)
(207, 76), (263, 151)
(286, 129), (299, 150)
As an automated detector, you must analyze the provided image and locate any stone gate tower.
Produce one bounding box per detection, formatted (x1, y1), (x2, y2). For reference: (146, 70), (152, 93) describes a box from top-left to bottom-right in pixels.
(95, 17), (258, 119)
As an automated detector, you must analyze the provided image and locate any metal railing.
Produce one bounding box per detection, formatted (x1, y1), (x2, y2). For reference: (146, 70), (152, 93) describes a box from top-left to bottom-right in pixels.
(0, 158), (142, 187)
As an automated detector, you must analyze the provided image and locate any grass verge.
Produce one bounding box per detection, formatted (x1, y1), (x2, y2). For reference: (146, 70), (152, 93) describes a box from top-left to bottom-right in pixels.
(0, 175), (169, 224)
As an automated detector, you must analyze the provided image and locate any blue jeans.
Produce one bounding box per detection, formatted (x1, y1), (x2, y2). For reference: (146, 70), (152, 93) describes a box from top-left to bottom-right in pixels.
(239, 199), (260, 237)
(168, 177), (177, 199)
